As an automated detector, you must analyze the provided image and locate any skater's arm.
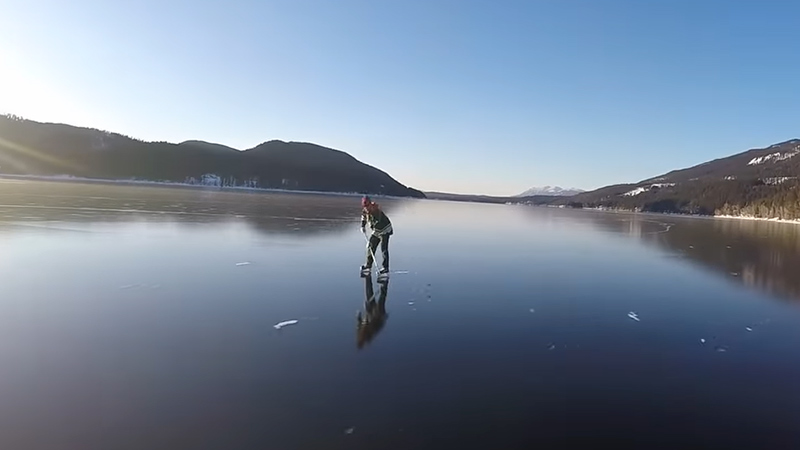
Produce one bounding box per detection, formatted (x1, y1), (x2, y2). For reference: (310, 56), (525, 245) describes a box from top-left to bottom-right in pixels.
(360, 208), (367, 229)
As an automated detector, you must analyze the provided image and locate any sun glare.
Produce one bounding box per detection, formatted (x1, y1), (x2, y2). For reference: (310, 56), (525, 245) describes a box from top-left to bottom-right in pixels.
(0, 47), (90, 125)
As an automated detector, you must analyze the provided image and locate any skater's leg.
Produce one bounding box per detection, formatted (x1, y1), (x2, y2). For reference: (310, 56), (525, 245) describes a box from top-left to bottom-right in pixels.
(380, 234), (390, 272)
(365, 234), (380, 268)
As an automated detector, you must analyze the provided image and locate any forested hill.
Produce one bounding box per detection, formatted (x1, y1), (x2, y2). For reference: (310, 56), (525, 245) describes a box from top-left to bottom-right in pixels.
(554, 139), (800, 220)
(0, 115), (425, 198)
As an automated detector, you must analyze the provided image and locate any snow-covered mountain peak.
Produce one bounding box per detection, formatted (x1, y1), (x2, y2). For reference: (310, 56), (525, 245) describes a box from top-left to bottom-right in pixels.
(516, 186), (584, 197)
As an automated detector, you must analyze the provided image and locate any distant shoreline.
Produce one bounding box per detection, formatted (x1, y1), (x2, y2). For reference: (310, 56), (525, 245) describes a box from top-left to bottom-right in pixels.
(4, 174), (798, 225)
(714, 214), (800, 225)
(0, 174), (420, 201)
(562, 205), (800, 226)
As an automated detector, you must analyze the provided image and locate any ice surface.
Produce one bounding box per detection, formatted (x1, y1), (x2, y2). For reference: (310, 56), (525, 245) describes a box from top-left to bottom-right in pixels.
(120, 283), (162, 290)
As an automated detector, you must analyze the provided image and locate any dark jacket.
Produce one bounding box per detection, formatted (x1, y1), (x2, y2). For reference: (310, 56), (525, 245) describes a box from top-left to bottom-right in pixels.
(361, 203), (393, 236)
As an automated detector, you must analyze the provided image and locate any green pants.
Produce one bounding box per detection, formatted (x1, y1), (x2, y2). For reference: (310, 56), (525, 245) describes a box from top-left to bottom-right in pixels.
(365, 233), (390, 271)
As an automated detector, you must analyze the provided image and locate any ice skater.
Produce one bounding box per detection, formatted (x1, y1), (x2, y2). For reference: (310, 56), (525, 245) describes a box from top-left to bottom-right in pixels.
(360, 195), (393, 276)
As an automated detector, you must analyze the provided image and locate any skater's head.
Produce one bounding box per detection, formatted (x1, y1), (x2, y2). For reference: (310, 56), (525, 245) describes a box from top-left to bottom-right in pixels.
(361, 196), (371, 208)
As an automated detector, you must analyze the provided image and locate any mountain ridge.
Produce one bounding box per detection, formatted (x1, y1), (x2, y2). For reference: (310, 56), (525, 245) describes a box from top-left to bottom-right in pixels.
(0, 115), (425, 198)
(554, 138), (800, 220)
(424, 191), (561, 205)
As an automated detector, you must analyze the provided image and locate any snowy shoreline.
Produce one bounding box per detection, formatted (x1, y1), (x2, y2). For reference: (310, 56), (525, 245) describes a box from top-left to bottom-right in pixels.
(713, 214), (800, 225)
(538, 204), (800, 226)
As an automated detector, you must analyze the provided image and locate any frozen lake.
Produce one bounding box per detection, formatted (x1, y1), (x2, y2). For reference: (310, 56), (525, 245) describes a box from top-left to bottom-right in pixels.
(0, 179), (798, 449)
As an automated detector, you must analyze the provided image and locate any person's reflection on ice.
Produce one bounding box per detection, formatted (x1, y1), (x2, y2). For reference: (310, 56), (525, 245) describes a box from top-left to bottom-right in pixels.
(356, 275), (389, 349)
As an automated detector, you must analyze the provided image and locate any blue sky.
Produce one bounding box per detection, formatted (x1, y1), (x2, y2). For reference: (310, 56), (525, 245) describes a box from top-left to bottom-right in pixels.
(1, 0), (798, 195)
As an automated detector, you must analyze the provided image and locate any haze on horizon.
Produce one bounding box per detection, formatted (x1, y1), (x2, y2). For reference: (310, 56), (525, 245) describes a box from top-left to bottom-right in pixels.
(1, 0), (799, 196)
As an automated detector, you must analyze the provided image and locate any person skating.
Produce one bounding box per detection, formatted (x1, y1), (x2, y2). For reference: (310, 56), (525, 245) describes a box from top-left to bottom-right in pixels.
(360, 195), (393, 276)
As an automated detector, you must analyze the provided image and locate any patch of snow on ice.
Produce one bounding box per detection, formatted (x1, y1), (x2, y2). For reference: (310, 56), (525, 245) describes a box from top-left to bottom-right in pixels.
(274, 320), (299, 329)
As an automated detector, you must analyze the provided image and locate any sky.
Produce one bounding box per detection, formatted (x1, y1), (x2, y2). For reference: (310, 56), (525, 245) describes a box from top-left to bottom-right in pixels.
(1, 0), (799, 196)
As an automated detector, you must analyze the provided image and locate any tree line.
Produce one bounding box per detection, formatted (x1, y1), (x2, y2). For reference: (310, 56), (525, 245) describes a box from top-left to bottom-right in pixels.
(561, 179), (800, 220)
